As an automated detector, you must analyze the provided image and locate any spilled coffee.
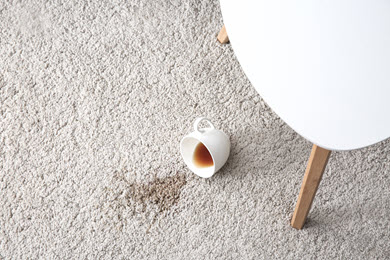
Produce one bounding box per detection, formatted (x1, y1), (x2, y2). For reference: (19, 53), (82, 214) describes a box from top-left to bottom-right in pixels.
(193, 142), (214, 168)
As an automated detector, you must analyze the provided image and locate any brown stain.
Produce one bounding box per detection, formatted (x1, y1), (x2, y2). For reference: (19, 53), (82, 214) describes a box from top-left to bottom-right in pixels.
(105, 171), (188, 232)
(126, 173), (187, 213)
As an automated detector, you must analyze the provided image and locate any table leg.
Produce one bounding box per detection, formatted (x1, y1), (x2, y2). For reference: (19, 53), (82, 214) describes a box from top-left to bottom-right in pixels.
(291, 144), (331, 229)
(217, 25), (229, 44)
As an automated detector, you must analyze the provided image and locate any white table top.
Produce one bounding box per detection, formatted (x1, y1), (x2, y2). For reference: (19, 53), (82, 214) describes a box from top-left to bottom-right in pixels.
(220, 0), (390, 150)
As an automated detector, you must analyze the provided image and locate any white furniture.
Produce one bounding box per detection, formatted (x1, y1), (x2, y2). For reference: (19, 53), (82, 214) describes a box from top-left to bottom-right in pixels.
(218, 0), (390, 229)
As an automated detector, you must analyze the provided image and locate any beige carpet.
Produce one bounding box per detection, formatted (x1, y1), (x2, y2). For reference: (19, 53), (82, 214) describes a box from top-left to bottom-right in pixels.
(1, 0), (390, 258)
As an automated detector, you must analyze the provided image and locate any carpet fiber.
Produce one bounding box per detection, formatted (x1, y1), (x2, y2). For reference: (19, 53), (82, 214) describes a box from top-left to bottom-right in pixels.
(1, 0), (390, 259)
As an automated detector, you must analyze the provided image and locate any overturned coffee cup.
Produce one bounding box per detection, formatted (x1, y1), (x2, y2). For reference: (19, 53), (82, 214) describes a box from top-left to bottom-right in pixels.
(180, 117), (230, 178)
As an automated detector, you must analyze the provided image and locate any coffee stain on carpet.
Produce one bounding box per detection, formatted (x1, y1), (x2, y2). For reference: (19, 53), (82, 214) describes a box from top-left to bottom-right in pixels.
(127, 173), (187, 213)
(104, 171), (187, 232)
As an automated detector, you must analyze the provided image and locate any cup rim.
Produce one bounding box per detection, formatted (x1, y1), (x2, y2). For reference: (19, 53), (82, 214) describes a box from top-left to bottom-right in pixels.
(180, 136), (216, 178)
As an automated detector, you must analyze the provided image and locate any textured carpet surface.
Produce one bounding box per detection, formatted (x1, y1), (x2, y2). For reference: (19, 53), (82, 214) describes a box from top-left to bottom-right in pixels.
(1, 0), (390, 259)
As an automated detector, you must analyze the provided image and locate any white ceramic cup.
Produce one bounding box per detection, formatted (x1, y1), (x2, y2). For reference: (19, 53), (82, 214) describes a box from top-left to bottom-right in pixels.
(180, 117), (230, 178)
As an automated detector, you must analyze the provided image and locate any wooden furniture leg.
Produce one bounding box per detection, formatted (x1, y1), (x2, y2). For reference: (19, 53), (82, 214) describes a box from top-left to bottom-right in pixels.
(217, 25), (229, 44)
(291, 144), (331, 229)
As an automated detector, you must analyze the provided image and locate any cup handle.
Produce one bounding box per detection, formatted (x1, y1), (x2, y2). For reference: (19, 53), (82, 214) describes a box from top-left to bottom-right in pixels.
(194, 117), (215, 133)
